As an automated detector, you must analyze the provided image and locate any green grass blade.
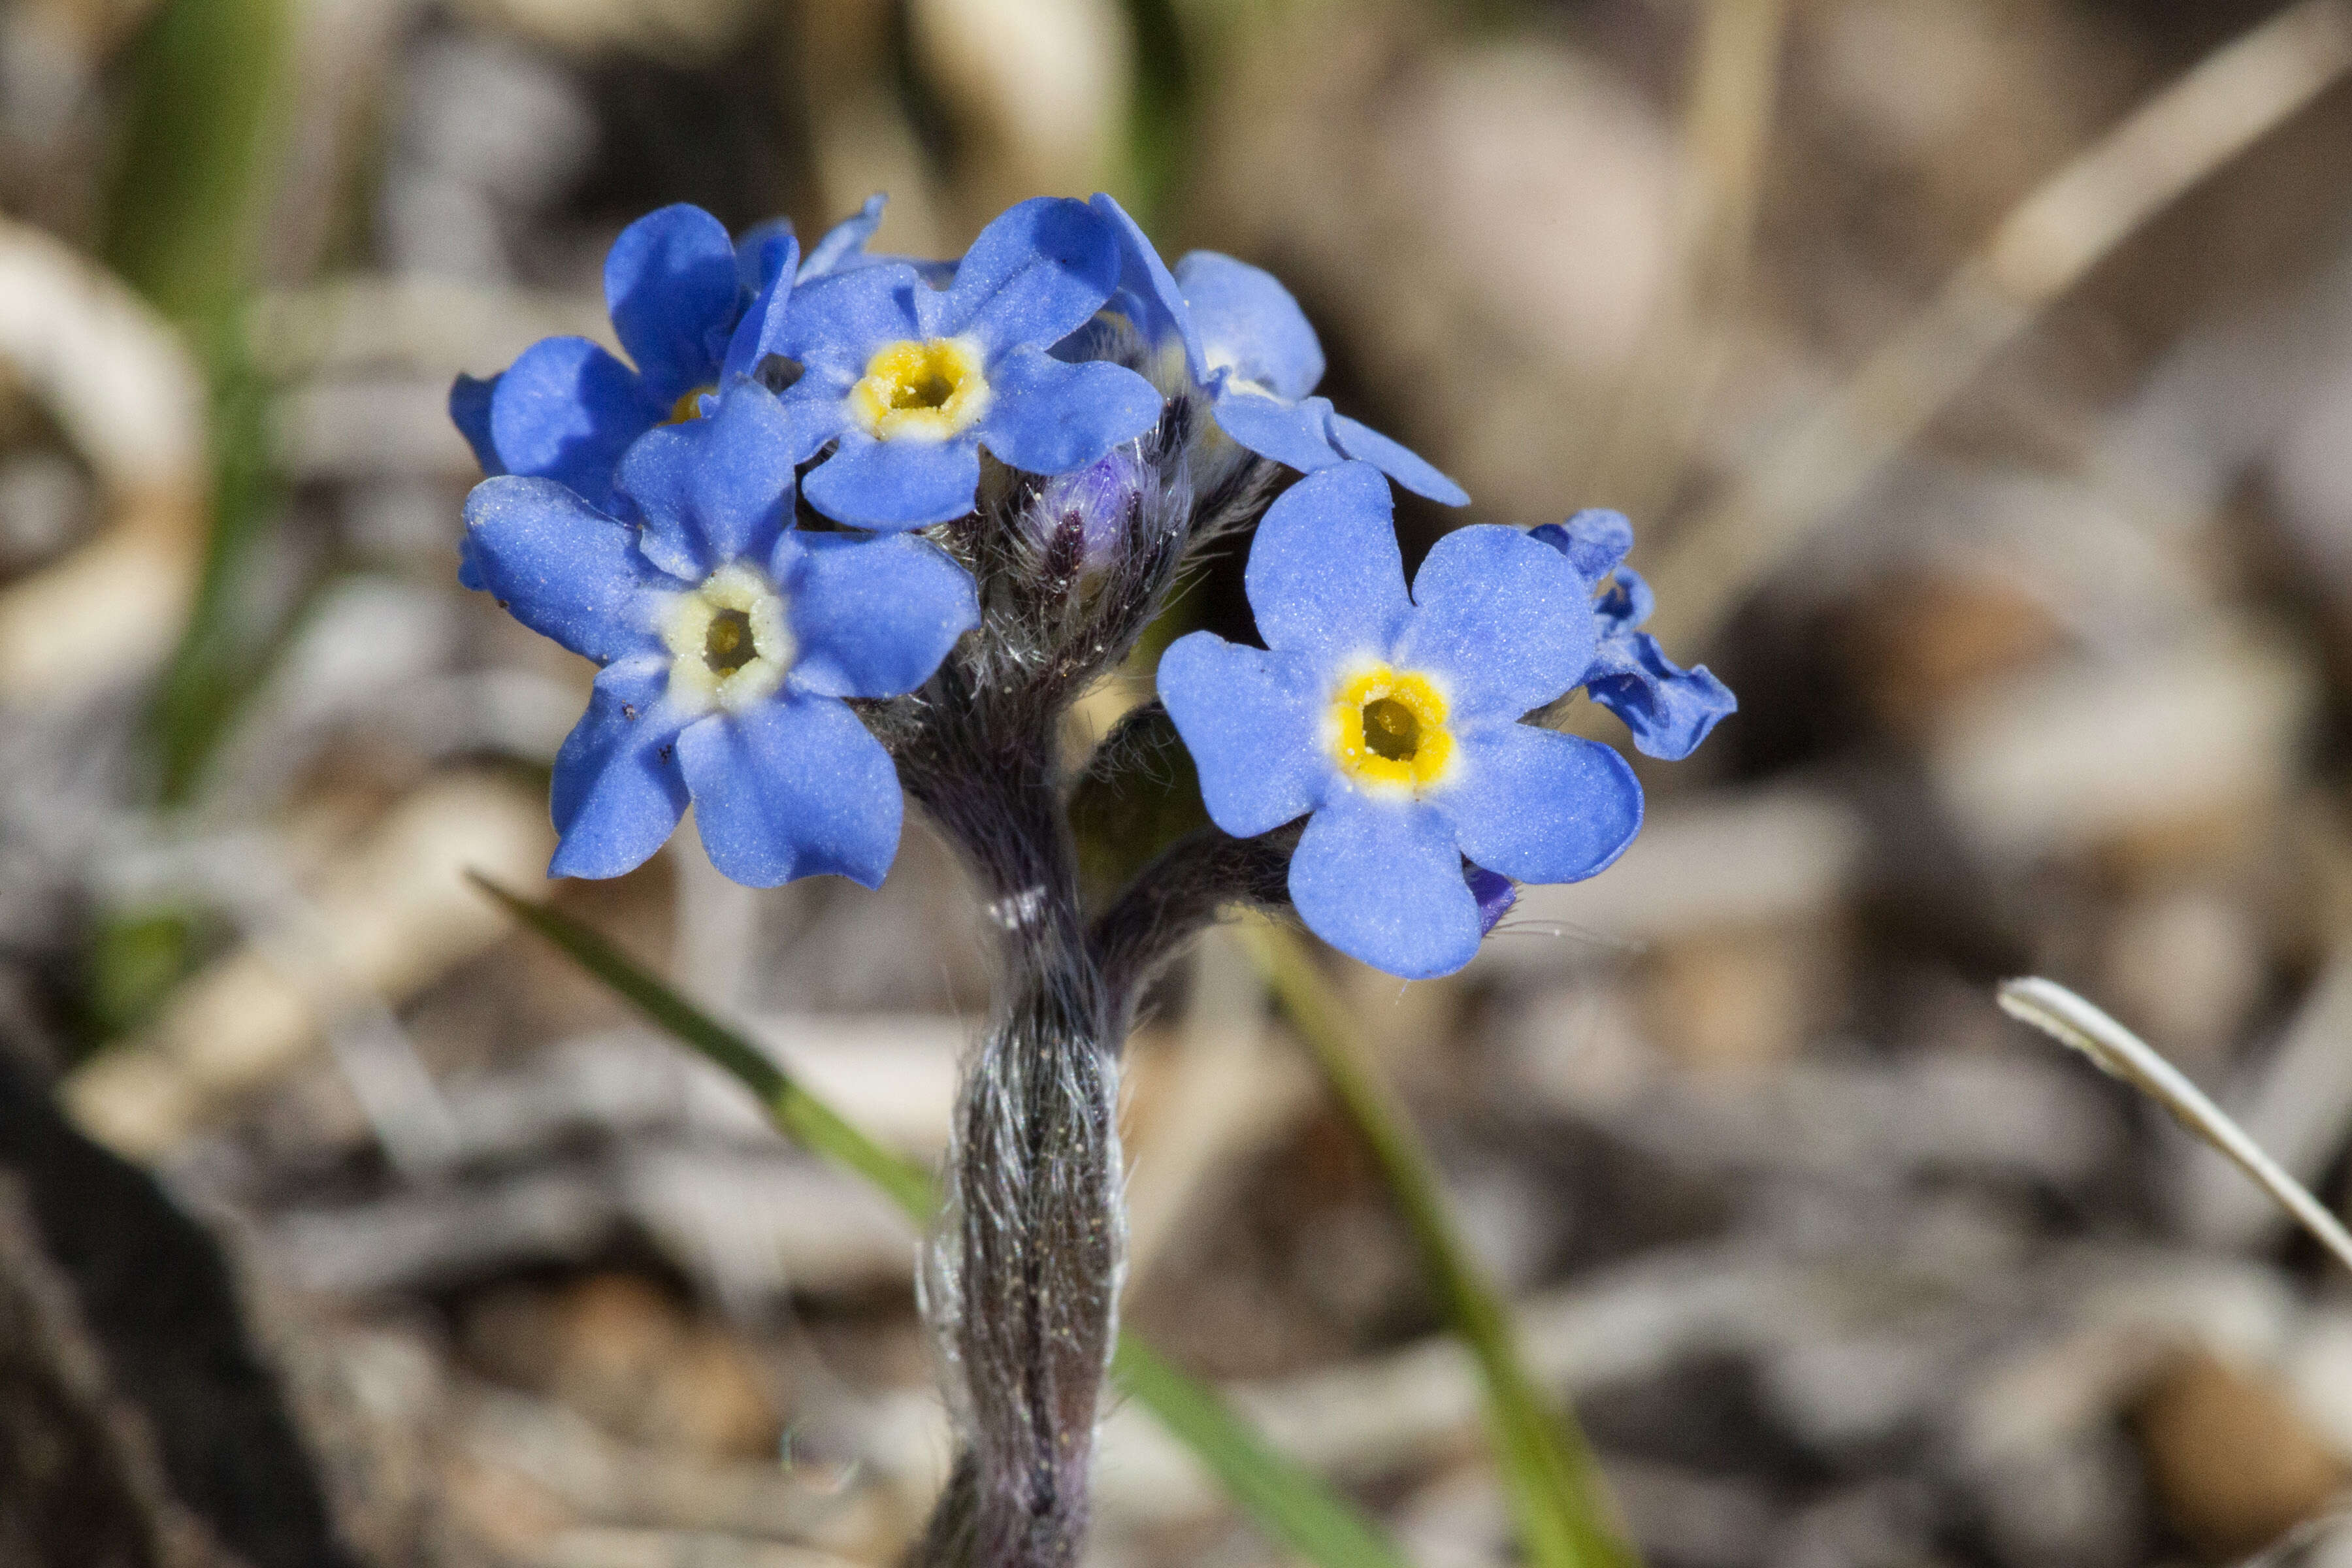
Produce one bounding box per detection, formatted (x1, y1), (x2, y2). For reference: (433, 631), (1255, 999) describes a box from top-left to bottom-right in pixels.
(105, 0), (293, 321)
(472, 875), (1410, 1568)
(1109, 1336), (1413, 1568)
(103, 0), (300, 802)
(469, 875), (933, 1222)
(1238, 921), (1641, 1568)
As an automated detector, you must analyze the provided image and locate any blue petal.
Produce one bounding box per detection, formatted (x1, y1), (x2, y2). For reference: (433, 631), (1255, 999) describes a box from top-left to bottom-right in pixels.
(1090, 193), (1204, 380)
(941, 196), (1119, 357)
(1243, 461), (1412, 672)
(1394, 524), (1595, 721)
(1434, 724), (1641, 885)
(450, 372), (503, 478)
(734, 218), (796, 293)
(800, 193), (887, 280)
(1289, 789), (1480, 979)
(775, 531), (978, 698)
(776, 393), (850, 466)
(462, 476), (666, 662)
(802, 431), (981, 531)
(604, 204), (740, 402)
(1584, 631), (1737, 761)
(723, 231), (800, 382)
(1211, 391), (1467, 506)
(974, 348), (1161, 476)
(1593, 565), (1656, 639)
(778, 263), (930, 387)
(488, 336), (664, 512)
(1529, 509), (1633, 587)
(1177, 251), (1324, 400)
(678, 693), (904, 889)
(1156, 632), (1330, 838)
(617, 381), (796, 579)
(548, 654), (694, 879)
(1328, 411), (1468, 507)
(1210, 390), (1343, 475)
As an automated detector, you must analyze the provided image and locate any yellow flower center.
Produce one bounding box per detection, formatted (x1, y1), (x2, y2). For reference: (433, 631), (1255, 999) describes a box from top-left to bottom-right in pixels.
(847, 336), (990, 442)
(1329, 665), (1453, 792)
(664, 384), (716, 425)
(662, 563), (792, 713)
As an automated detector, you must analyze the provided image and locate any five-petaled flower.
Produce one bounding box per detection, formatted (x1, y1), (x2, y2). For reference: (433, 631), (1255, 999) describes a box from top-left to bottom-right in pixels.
(1158, 461), (1644, 979)
(776, 197), (1165, 531)
(461, 381), (977, 887)
(1531, 509), (1737, 760)
(1091, 196), (1468, 508)
(450, 203), (800, 515)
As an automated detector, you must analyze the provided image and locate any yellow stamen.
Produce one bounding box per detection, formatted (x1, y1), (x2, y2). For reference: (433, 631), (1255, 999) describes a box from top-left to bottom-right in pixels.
(847, 337), (990, 442)
(1329, 665), (1453, 792)
(664, 385), (716, 425)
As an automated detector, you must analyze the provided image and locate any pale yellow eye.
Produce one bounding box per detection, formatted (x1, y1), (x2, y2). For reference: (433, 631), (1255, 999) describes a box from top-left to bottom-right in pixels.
(1330, 666), (1453, 792)
(848, 337), (991, 442)
(662, 564), (793, 714)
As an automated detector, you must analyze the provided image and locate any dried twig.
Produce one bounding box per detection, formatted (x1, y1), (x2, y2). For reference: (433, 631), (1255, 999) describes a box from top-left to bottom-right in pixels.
(1581, 0), (1791, 517)
(1644, 0), (2352, 649)
(1998, 976), (2352, 1277)
(0, 215), (206, 708)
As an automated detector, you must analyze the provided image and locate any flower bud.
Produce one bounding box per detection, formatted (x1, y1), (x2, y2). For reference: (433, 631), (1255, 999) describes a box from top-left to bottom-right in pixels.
(1037, 447), (1146, 572)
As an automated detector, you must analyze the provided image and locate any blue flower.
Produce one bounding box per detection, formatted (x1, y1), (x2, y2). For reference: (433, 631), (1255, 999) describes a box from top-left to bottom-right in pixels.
(1157, 462), (1641, 979)
(1088, 197), (1467, 508)
(460, 381), (978, 888)
(449, 203), (802, 517)
(1529, 510), (1737, 760)
(775, 197), (1164, 531)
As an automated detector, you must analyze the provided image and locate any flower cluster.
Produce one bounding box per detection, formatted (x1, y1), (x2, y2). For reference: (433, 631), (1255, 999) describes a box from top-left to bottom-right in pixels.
(454, 188), (1733, 1564)
(452, 190), (1728, 960)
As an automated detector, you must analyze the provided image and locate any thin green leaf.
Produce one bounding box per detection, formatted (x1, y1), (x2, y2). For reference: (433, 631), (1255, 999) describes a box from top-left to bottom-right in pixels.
(1111, 1337), (1413, 1568)
(472, 874), (1409, 1568)
(1237, 921), (1640, 1568)
(105, 0), (301, 802)
(469, 875), (932, 1220)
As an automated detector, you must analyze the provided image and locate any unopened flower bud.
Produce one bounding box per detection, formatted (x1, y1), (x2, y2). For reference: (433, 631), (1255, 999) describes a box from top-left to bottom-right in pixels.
(1038, 446), (1146, 571)
(1466, 864), (1516, 936)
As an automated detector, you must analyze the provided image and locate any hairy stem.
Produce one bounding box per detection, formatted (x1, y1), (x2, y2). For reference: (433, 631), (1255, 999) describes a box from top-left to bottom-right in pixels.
(899, 662), (1123, 1568)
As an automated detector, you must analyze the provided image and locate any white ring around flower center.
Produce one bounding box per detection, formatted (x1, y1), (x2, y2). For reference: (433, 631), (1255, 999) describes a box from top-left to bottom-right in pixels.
(662, 563), (793, 715)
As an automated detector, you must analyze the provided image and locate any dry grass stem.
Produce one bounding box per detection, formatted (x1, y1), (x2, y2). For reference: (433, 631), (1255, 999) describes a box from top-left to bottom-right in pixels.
(1997, 976), (2352, 1279)
(1644, 0), (2352, 649)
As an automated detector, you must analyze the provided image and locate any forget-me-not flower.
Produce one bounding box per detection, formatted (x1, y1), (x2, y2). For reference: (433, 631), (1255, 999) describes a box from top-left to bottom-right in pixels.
(1531, 510), (1737, 759)
(461, 381), (977, 887)
(1088, 197), (1468, 508)
(450, 203), (802, 515)
(775, 197), (1164, 531)
(1157, 461), (1642, 979)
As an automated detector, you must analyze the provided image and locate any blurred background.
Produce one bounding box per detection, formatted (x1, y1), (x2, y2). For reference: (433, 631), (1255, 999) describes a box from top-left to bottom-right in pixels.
(8, 0), (2352, 1565)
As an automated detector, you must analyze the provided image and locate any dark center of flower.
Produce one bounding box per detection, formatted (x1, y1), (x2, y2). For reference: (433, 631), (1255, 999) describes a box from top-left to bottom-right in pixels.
(887, 360), (958, 411)
(703, 608), (757, 674)
(1362, 696), (1422, 762)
